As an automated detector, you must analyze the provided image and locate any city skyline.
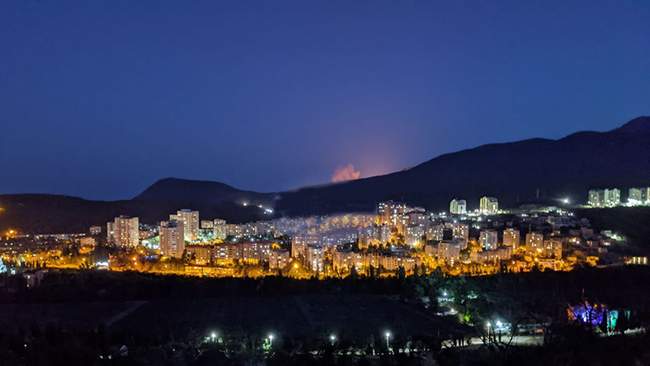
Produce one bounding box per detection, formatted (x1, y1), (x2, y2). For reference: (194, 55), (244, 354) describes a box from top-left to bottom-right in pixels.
(3, 2), (650, 364)
(2, 1), (649, 199)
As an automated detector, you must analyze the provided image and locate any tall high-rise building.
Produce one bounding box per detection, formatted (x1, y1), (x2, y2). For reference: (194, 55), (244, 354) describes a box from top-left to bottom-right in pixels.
(170, 209), (199, 242)
(377, 201), (407, 229)
(503, 228), (520, 249)
(306, 245), (325, 273)
(449, 199), (467, 215)
(479, 230), (498, 250)
(107, 216), (139, 247)
(628, 188), (647, 205)
(213, 219), (227, 240)
(604, 188), (621, 207)
(479, 196), (499, 215)
(160, 220), (185, 258)
(589, 188), (621, 207)
(451, 223), (469, 249)
(588, 189), (604, 207)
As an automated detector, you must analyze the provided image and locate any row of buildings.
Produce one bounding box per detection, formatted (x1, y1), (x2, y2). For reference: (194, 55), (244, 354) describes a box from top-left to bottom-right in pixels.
(449, 196), (499, 215)
(588, 187), (650, 207)
(107, 210), (223, 258)
(185, 241), (275, 266)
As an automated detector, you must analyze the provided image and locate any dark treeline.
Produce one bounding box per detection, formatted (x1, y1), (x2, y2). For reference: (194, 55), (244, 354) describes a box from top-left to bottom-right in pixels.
(4, 266), (650, 306)
(3, 267), (650, 365)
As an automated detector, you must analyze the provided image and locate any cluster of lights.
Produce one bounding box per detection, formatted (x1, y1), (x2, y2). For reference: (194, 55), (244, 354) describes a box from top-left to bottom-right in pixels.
(203, 330), (396, 349)
(485, 319), (509, 332)
(241, 201), (274, 214)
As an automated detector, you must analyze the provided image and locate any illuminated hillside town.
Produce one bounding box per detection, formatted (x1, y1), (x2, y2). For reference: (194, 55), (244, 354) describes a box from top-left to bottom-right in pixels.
(2, 190), (648, 281)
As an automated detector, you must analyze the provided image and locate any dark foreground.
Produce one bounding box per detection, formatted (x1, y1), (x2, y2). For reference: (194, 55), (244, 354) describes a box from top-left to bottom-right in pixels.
(1, 266), (650, 365)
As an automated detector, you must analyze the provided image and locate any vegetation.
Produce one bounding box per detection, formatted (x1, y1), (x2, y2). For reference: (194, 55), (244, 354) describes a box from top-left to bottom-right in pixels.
(2, 266), (650, 364)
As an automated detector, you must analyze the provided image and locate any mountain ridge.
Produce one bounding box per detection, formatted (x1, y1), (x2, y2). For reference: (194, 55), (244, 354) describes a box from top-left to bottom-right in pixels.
(1, 116), (649, 233)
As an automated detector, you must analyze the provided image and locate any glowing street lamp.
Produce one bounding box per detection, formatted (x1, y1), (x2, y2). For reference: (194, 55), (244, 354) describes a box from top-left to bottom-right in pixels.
(384, 331), (391, 350)
(329, 334), (337, 346)
(210, 331), (217, 343)
(268, 333), (274, 347)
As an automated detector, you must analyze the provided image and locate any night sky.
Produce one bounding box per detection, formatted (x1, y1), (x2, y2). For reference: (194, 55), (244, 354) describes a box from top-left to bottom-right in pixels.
(1, 1), (649, 200)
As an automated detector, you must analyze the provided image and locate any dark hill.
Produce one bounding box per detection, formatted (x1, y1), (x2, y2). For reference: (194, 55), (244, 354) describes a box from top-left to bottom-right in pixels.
(275, 116), (650, 215)
(0, 194), (267, 234)
(2, 116), (649, 233)
(134, 177), (274, 206)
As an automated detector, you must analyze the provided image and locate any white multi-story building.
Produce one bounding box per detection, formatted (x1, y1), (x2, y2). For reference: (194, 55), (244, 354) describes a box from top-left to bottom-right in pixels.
(213, 219), (227, 240)
(89, 226), (102, 236)
(170, 209), (199, 242)
(588, 188), (621, 207)
(426, 224), (445, 241)
(526, 232), (544, 253)
(449, 199), (467, 215)
(451, 223), (469, 249)
(479, 196), (499, 215)
(479, 230), (498, 250)
(306, 245), (325, 273)
(240, 241), (272, 262)
(477, 246), (512, 263)
(214, 243), (239, 261)
(437, 240), (462, 263)
(588, 189), (603, 207)
(332, 250), (361, 273)
(185, 244), (212, 264)
(628, 187), (649, 206)
(604, 188), (621, 206)
(160, 220), (185, 258)
(543, 239), (563, 259)
(291, 234), (319, 258)
(377, 201), (408, 231)
(200, 220), (214, 229)
(406, 210), (428, 226)
(503, 228), (520, 249)
(269, 249), (291, 270)
(405, 224), (425, 247)
(107, 216), (139, 247)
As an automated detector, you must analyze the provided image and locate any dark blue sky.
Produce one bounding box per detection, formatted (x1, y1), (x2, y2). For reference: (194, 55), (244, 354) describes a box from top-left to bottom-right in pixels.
(1, 1), (649, 200)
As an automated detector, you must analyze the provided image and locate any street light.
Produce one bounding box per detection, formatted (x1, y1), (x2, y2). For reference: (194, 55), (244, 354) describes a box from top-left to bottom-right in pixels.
(384, 331), (391, 351)
(210, 331), (217, 343)
(329, 334), (337, 346)
(268, 333), (274, 347)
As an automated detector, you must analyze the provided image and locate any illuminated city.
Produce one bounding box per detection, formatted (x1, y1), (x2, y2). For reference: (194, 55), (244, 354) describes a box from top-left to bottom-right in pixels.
(2, 1), (650, 364)
(3, 194), (642, 279)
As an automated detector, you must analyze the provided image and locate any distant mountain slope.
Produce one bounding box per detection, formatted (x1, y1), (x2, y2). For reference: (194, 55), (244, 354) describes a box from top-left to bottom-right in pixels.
(2, 116), (649, 233)
(0, 194), (267, 234)
(275, 116), (650, 215)
(134, 177), (274, 205)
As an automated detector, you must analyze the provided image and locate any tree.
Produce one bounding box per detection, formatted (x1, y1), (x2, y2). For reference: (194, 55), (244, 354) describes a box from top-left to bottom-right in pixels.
(350, 265), (359, 280)
(397, 266), (406, 282)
